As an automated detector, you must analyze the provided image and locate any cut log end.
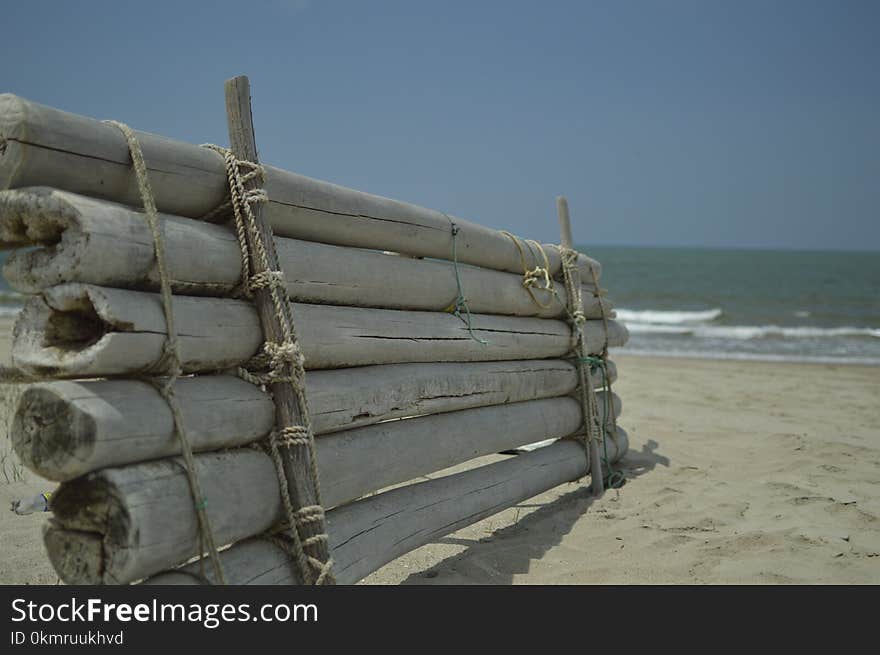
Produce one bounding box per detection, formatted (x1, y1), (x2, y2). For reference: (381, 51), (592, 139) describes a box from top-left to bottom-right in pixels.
(12, 287), (115, 377)
(45, 301), (105, 351)
(0, 187), (78, 246)
(43, 521), (104, 585)
(46, 475), (130, 585)
(11, 384), (97, 481)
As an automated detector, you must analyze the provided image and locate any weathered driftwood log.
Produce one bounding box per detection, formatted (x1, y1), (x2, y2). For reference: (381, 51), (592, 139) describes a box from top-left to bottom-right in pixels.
(13, 359), (617, 481)
(143, 431), (629, 585)
(0, 94), (601, 279)
(42, 395), (620, 584)
(0, 187), (608, 319)
(12, 283), (628, 377)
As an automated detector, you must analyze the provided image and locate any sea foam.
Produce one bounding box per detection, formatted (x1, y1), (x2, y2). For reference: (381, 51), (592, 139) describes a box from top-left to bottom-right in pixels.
(624, 322), (880, 339)
(615, 308), (722, 324)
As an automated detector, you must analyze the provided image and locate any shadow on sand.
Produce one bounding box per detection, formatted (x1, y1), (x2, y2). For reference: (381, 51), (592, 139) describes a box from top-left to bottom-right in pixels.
(398, 438), (670, 584)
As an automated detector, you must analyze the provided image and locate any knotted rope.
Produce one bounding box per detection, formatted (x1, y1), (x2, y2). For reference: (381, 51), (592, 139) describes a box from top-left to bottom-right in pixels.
(578, 356), (626, 489)
(202, 144), (334, 585)
(104, 120), (227, 584)
(497, 227), (621, 482)
(559, 246), (605, 479)
(500, 231), (558, 310)
(443, 219), (489, 345)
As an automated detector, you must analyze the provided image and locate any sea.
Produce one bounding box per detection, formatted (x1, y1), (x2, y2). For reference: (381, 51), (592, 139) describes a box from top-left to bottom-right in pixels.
(0, 247), (877, 365)
(585, 246), (880, 365)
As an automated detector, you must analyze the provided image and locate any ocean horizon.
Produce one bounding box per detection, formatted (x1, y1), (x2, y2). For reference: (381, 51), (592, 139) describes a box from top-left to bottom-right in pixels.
(584, 245), (880, 365)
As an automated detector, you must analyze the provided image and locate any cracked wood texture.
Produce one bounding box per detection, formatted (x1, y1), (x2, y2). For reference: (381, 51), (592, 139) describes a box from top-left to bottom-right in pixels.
(0, 93), (601, 279)
(0, 187), (608, 319)
(12, 360), (618, 481)
(11, 283), (628, 378)
(140, 432), (628, 585)
(42, 406), (624, 585)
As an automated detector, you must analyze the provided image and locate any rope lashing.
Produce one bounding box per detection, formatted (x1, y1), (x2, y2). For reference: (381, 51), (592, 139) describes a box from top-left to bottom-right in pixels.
(201, 144), (269, 300)
(500, 230), (558, 310)
(104, 120), (227, 585)
(445, 219), (489, 345)
(202, 143), (334, 585)
(586, 263), (611, 358)
(276, 425), (311, 448)
(576, 356), (626, 490)
(559, 245), (604, 479)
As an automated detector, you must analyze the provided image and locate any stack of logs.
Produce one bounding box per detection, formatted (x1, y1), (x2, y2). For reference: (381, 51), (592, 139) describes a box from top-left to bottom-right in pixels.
(0, 92), (629, 585)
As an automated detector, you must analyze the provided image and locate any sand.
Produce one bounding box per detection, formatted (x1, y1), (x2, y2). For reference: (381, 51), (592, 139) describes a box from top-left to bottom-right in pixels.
(1, 325), (878, 583)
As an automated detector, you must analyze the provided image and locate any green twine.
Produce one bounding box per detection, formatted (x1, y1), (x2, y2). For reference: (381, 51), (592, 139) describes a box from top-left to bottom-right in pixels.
(576, 356), (626, 490)
(449, 222), (489, 346)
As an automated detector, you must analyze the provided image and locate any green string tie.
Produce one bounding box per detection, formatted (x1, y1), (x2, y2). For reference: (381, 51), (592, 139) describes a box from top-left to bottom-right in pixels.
(574, 356), (626, 489)
(449, 223), (489, 346)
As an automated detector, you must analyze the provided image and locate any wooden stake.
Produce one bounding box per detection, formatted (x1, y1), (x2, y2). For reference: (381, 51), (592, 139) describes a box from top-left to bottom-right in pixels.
(557, 196), (604, 497)
(224, 75), (333, 583)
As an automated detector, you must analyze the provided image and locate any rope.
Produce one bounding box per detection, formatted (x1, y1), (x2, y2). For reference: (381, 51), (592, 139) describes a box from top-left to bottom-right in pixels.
(577, 356), (626, 489)
(499, 227), (620, 482)
(559, 245), (604, 480)
(202, 144), (334, 585)
(500, 231), (558, 310)
(559, 245), (625, 490)
(104, 120), (226, 584)
(444, 220), (489, 345)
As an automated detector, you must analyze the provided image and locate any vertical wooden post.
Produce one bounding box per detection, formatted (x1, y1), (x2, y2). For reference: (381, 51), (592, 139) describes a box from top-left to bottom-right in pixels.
(557, 196), (604, 497)
(224, 76), (333, 582)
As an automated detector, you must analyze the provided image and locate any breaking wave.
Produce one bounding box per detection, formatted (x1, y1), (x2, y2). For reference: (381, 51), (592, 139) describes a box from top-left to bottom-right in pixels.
(624, 323), (880, 340)
(615, 308), (722, 324)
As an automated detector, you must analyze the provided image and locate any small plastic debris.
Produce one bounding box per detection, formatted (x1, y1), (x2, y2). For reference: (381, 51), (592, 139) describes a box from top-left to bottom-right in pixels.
(10, 492), (52, 515)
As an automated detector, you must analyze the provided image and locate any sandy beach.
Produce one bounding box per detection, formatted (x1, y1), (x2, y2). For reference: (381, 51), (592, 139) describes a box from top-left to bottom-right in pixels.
(2, 326), (878, 584)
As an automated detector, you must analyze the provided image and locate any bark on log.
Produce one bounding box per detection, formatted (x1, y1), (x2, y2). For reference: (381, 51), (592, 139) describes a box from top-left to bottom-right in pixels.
(0, 187), (608, 318)
(0, 94), (600, 279)
(143, 430), (628, 585)
(41, 395), (621, 584)
(12, 359), (617, 481)
(11, 283), (628, 377)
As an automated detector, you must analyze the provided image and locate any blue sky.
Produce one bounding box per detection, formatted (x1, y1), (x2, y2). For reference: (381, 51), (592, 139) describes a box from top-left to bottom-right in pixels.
(2, 0), (877, 250)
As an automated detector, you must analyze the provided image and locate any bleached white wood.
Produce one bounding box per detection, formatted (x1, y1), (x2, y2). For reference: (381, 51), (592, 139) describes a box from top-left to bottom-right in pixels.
(0, 94), (602, 279)
(0, 187), (608, 318)
(142, 430), (629, 585)
(11, 284), (628, 377)
(12, 359), (617, 481)
(41, 396), (622, 584)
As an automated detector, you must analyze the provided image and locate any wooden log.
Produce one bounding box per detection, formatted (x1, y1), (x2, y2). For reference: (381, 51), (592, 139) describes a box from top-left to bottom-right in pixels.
(0, 187), (608, 319)
(143, 429), (629, 585)
(0, 94), (601, 279)
(12, 359), (617, 481)
(11, 283), (628, 377)
(42, 395), (620, 584)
